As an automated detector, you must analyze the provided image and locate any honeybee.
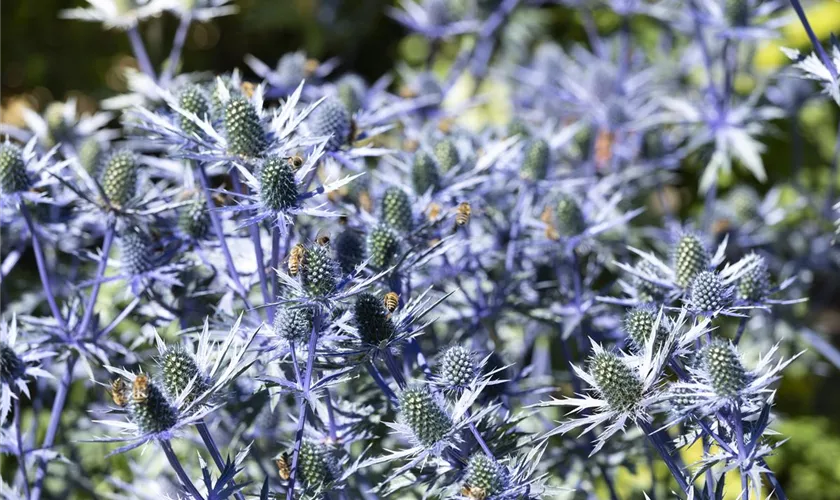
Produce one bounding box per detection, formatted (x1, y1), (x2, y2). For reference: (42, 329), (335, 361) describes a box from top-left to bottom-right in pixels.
(545, 225), (560, 241)
(383, 292), (399, 313)
(241, 81), (256, 98)
(455, 202), (471, 227)
(399, 86), (418, 99)
(594, 128), (614, 171)
(461, 485), (487, 500)
(358, 191), (373, 213)
(110, 378), (129, 407)
(304, 58), (319, 76)
(437, 118), (454, 133)
(427, 202), (442, 221)
(288, 243), (306, 276)
(539, 205), (553, 225)
(288, 153), (305, 170)
(315, 229), (331, 246)
(132, 374), (149, 403)
(275, 452), (291, 480)
(403, 138), (419, 152)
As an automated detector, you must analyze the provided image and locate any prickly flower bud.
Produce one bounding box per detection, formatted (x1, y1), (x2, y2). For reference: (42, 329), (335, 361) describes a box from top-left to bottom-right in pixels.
(273, 306), (314, 344)
(689, 271), (731, 313)
(77, 137), (102, 175)
(589, 352), (643, 413)
(129, 376), (178, 434)
(463, 454), (505, 498)
(101, 150), (138, 207)
(178, 195), (210, 240)
(335, 229), (365, 274)
(299, 440), (336, 487)
(310, 97), (352, 152)
(673, 233), (709, 288)
(119, 228), (155, 276)
(623, 306), (667, 351)
(433, 139), (459, 172)
(632, 259), (667, 301)
(737, 254), (770, 302)
(354, 293), (395, 345)
(224, 95), (265, 157)
(411, 151), (440, 194)
(178, 84), (210, 136)
(366, 224), (400, 269)
(521, 138), (549, 181)
(0, 143), (29, 194)
(0, 343), (24, 384)
(161, 346), (209, 404)
(555, 194), (585, 236)
(260, 156), (299, 211)
(398, 385), (453, 447)
(701, 341), (748, 397)
(439, 345), (475, 389)
(381, 187), (413, 232)
(301, 244), (340, 296)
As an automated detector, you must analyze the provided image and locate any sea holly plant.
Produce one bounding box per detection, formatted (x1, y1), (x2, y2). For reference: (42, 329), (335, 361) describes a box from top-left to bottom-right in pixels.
(2, 1), (840, 499)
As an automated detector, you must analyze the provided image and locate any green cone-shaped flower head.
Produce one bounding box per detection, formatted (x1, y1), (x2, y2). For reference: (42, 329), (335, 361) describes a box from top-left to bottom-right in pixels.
(335, 229), (365, 274)
(78, 137), (102, 176)
(398, 385), (453, 447)
(224, 95), (265, 157)
(119, 228), (155, 276)
(161, 346), (209, 404)
(673, 232), (709, 288)
(521, 138), (549, 181)
(354, 293), (395, 345)
(301, 243), (340, 296)
(439, 345), (475, 389)
(0, 143), (29, 194)
(337, 74), (366, 114)
(463, 453), (506, 498)
(701, 341), (748, 397)
(260, 156), (299, 211)
(433, 139), (460, 172)
(411, 151), (440, 194)
(689, 271), (731, 313)
(178, 195), (210, 240)
(381, 187), (413, 232)
(129, 375), (178, 434)
(273, 306), (314, 344)
(589, 351), (643, 413)
(623, 306), (668, 352)
(555, 194), (585, 236)
(178, 84), (210, 137)
(737, 254), (770, 303)
(299, 440), (337, 487)
(101, 149), (138, 207)
(366, 224), (400, 269)
(310, 97), (352, 152)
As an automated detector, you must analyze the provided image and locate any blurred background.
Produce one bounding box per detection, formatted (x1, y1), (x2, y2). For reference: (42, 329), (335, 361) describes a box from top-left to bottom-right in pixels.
(3, 1), (840, 498)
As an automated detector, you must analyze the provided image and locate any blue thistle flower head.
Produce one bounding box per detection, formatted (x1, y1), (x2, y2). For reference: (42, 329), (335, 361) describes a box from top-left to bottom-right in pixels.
(0, 142), (30, 195)
(334, 228), (366, 275)
(688, 271), (733, 314)
(224, 94), (266, 157)
(398, 385), (453, 448)
(366, 223), (400, 269)
(737, 253), (770, 303)
(673, 232), (710, 288)
(128, 374), (179, 434)
(700, 341), (749, 398)
(463, 453), (508, 499)
(310, 96), (352, 152)
(380, 186), (413, 232)
(101, 149), (138, 207)
(354, 292), (395, 346)
(438, 345), (476, 389)
(589, 351), (643, 413)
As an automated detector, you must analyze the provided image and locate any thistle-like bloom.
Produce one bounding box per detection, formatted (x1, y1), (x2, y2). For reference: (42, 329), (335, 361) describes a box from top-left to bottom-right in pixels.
(60, 0), (170, 29)
(461, 453), (510, 500)
(437, 345), (477, 391)
(666, 341), (800, 417)
(0, 138), (63, 207)
(781, 44), (840, 105)
(95, 317), (258, 454)
(0, 316), (54, 423)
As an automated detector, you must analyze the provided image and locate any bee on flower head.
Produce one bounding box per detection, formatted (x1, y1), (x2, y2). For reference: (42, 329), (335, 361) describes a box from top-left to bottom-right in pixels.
(461, 485), (487, 500)
(110, 378), (129, 407)
(383, 292), (399, 313)
(276, 452), (291, 480)
(132, 374), (149, 403)
(454, 201), (471, 228)
(594, 128), (614, 171)
(315, 229), (331, 246)
(288, 243), (305, 276)
(288, 153), (305, 170)
(240, 81), (256, 98)
(427, 202), (442, 221)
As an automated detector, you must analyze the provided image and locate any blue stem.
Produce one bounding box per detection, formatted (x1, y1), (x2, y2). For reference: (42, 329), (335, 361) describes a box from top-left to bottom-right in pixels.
(639, 420), (691, 495)
(20, 203), (66, 330)
(196, 421), (245, 500)
(788, 0), (838, 80)
(78, 222), (115, 336)
(161, 439), (204, 500)
(161, 13), (192, 85)
(127, 26), (157, 82)
(14, 397), (31, 499)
